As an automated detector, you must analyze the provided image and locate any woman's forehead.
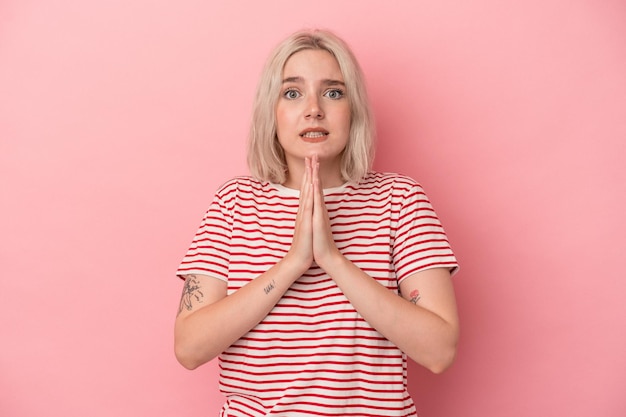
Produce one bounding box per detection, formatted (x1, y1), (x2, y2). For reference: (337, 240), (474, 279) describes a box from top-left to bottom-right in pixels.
(282, 49), (343, 82)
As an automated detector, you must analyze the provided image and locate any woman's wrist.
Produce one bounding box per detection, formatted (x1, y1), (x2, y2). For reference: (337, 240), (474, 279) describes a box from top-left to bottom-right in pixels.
(316, 249), (347, 277)
(280, 252), (312, 279)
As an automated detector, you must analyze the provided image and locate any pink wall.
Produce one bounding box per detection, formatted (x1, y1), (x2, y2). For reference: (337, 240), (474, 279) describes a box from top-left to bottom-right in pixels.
(1, 1), (625, 416)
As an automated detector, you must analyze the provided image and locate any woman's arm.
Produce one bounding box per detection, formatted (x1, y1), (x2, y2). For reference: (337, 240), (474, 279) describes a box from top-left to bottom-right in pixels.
(174, 256), (307, 369)
(310, 159), (459, 373)
(316, 258), (459, 373)
(175, 163), (316, 370)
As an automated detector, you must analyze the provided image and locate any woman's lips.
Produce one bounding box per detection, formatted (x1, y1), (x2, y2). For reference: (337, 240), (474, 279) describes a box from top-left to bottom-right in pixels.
(300, 128), (329, 142)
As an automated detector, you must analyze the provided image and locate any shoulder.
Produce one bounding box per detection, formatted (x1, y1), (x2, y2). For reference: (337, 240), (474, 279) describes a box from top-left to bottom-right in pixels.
(208, 177), (271, 212)
(356, 171), (423, 193)
(214, 176), (270, 198)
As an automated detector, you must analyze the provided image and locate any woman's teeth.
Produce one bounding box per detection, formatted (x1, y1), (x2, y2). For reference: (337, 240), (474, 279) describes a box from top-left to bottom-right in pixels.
(301, 132), (327, 138)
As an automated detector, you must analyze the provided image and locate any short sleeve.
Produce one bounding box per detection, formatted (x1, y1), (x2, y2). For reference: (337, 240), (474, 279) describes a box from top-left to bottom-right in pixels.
(392, 178), (458, 283)
(176, 188), (233, 282)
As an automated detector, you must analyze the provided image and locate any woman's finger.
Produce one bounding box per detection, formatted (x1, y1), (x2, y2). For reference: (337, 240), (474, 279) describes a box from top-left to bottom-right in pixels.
(287, 157), (314, 268)
(312, 154), (325, 220)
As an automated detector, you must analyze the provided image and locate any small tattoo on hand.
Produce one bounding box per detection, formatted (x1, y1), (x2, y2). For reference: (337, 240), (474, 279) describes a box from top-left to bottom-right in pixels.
(409, 289), (421, 304)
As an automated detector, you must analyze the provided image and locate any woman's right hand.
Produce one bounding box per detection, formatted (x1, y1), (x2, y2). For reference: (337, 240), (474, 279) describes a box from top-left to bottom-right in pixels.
(284, 157), (315, 272)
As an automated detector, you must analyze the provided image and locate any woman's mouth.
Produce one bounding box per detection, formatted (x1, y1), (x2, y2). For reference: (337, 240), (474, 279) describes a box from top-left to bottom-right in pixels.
(300, 129), (329, 142)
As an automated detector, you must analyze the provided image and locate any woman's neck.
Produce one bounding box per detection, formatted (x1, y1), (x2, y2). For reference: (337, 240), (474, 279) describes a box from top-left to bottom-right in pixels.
(282, 159), (344, 190)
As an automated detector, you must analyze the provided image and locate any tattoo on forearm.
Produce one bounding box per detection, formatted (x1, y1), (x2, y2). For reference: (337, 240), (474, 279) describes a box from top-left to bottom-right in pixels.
(409, 289), (421, 304)
(178, 274), (205, 315)
(263, 279), (276, 295)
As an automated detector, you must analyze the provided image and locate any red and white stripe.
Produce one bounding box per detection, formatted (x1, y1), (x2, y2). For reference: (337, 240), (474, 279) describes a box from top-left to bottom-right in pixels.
(178, 172), (458, 416)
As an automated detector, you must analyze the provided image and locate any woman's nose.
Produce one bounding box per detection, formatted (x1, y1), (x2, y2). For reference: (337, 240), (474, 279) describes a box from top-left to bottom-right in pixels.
(305, 96), (324, 119)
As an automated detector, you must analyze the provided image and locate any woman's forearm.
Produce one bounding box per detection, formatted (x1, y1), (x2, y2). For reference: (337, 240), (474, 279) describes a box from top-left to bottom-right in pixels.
(320, 255), (459, 373)
(174, 257), (307, 369)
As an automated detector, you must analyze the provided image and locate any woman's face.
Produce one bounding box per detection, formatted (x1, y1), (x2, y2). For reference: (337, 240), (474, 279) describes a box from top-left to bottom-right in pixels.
(275, 49), (351, 171)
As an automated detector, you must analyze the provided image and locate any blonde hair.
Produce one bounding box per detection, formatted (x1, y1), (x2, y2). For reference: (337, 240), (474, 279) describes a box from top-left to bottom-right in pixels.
(247, 29), (375, 184)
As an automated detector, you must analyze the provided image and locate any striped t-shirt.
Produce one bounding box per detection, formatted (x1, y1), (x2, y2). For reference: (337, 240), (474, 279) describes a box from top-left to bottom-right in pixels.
(177, 172), (458, 417)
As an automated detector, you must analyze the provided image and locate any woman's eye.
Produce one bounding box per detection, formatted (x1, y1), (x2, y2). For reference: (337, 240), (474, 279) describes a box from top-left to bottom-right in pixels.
(284, 89), (301, 99)
(325, 89), (344, 100)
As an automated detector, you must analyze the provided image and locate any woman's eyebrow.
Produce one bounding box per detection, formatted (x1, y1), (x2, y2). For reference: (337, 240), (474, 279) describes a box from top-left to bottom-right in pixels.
(323, 79), (346, 87)
(282, 76), (303, 84)
(282, 76), (345, 86)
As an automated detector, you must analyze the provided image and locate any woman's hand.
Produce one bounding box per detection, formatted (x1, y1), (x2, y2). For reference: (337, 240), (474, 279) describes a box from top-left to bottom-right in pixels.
(284, 154), (342, 272)
(310, 154), (342, 269)
(284, 157), (315, 272)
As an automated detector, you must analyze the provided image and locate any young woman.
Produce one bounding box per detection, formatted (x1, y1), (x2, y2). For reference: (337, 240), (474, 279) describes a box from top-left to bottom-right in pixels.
(175, 29), (459, 416)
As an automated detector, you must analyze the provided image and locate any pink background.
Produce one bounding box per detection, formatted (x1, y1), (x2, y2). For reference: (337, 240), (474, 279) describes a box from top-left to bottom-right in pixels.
(1, 1), (625, 416)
